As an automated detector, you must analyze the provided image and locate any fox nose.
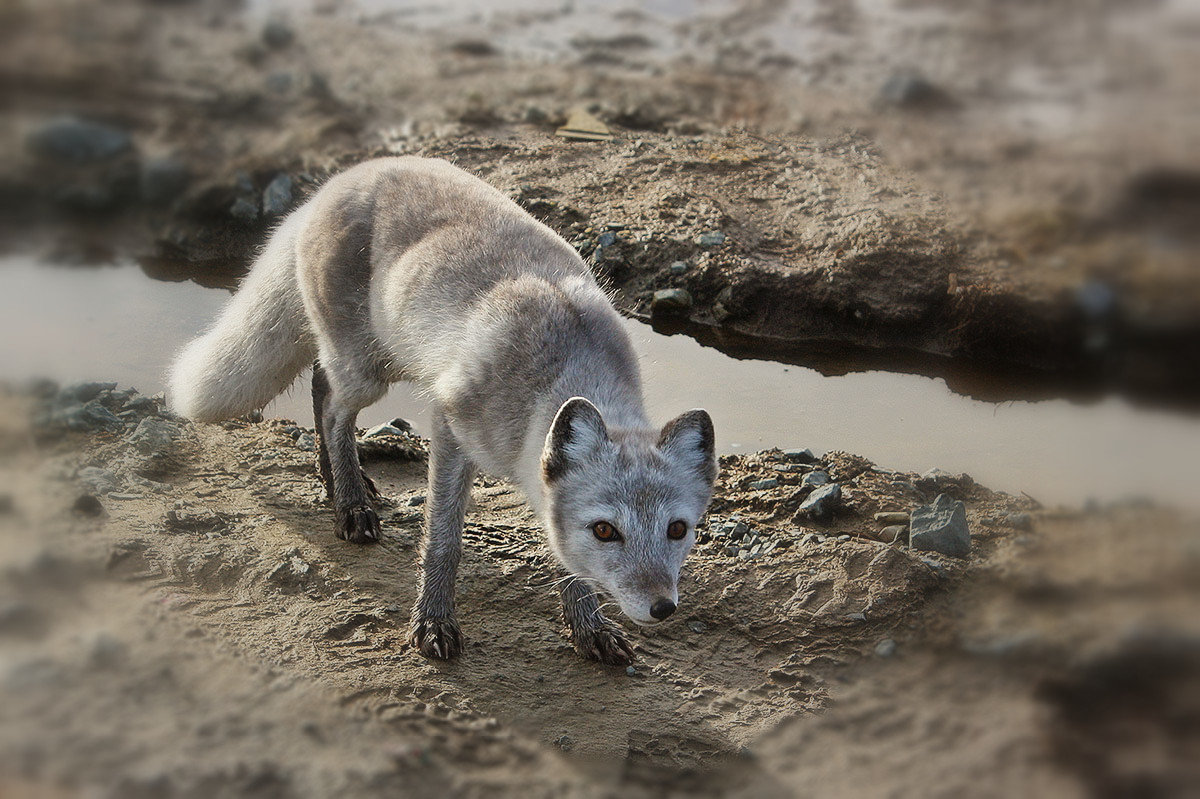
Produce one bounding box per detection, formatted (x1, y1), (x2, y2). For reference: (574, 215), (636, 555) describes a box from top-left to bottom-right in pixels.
(649, 598), (676, 620)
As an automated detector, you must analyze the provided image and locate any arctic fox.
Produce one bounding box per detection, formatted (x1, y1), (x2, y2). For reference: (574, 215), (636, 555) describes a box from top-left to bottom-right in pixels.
(169, 157), (718, 665)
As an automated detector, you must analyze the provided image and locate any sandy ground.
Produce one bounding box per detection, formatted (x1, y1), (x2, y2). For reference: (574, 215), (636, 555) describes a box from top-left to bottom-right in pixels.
(2, 1), (1200, 796)
(1, 386), (1198, 797)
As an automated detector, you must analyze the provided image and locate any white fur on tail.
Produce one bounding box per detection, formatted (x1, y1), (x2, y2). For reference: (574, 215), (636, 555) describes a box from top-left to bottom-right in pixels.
(168, 212), (315, 422)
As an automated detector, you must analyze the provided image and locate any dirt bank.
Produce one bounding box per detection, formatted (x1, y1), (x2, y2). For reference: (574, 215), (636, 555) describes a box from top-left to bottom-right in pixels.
(2, 0), (1199, 406)
(1, 383), (1197, 797)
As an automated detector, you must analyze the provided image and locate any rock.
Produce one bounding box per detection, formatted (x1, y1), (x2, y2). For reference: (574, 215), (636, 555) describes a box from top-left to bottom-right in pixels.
(878, 73), (947, 109)
(555, 735), (574, 751)
(801, 470), (830, 488)
(165, 506), (226, 534)
(140, 157), (190, 203)
(695, 231), (726, 246)
(387, 417), (414, 433)
(650, 288), (693, 315)
(72, 494), (105, 516)
(295, 432), (315, 452)
(230, 197), (259, 222)
(555, 108), (613, 142)
(749, 478), (779, 491)
(625, 666), (638, 676)
(798, 483), (841, 522)
(363, 423), (406, 439)
(874, 638), (897, 658)
(27, 116), (132, 163)
(57, 381), (117, 404)
(876, 524), (908, 544)
(1075, 280), (1117, 319)
(726, 520), (750, 541)
(668, 261), (688, 274)
(688, 620), (707, 633)
(909, 493), (971, 558)
(407, 495), (426, 506)
(596, 231), (618, 247)
(915, 468), (974, 496)
(874, 511), (910, 525)
(262, 19), (295, 49)
(1006, 511), (1033, 531)
(125, 417), (182, 456)
(77, 467), (120, 495)
(781, 448), (818, 464)
(262, 173), (293, 216)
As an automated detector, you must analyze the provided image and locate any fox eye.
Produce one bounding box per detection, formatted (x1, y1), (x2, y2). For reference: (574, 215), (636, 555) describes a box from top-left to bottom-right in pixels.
(667, 520), (688, 540)
(591, 521), (622, 542)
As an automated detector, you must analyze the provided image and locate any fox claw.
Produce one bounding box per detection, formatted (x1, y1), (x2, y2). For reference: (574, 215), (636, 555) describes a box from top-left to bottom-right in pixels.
(571, 623), (635, 667)
(410, 616), (464, 660)
(336, 505), (380, 544)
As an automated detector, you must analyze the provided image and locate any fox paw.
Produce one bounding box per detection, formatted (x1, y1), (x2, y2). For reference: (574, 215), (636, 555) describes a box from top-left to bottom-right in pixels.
(571, 623), (635, 667)
(410, 616), (464, 660)
(360, 470), (380, 501)
(336, 505), (381, 544)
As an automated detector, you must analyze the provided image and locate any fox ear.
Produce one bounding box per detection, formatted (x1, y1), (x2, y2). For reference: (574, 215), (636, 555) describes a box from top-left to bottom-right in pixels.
(542, 397), (609, 481)
(658, 409), (717, 483)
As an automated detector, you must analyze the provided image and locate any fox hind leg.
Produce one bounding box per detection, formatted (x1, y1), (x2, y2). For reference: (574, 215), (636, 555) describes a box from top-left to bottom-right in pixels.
(312, 361), (385, 544)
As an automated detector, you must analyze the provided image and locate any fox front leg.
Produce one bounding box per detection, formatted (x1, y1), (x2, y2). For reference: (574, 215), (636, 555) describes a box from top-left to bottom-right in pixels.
(560, 576), (635, 666)
(410, 413), (475, 659)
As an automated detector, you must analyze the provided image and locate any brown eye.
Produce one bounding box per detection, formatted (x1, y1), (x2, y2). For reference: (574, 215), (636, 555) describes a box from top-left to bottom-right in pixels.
(667, 520), (688, 540)
(592, 521), (621, 542)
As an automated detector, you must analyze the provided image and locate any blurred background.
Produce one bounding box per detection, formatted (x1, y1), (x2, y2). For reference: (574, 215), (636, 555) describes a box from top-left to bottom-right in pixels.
(1, 0), (1198, 797)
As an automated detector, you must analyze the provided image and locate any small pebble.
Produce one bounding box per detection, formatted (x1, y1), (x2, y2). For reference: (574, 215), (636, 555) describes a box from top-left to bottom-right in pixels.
(749, 478), (779, 491)
(668, 261), (688, 274)
(875, 638), (897, 658)
(873, 511), (910, 525)
(72, 494), (104, 516)
(688, 621), (707, 634)
(407, 495), (426, 507)
(625, 666), (638, 676)
(695, 231), (726, 246)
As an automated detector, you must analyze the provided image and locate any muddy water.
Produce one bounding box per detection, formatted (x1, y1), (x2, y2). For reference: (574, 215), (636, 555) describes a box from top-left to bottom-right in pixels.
(2, 254), (1199, 510)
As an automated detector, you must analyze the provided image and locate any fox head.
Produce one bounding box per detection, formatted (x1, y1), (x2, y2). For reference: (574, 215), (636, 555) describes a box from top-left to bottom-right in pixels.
(540, 397), (718, 626)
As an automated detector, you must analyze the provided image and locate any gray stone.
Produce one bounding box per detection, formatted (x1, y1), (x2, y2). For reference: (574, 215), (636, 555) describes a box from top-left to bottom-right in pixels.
(125, 417), (182, 456)
(909, 493), (971, 558)
(878, 524), (908, 544)
(668, 261), (688, 274)
(798, 483), (841, 520)
(262, 19), (295, 49)
(54, 400), (124, 432)
(596, 231), (618, 247)
(688, 620), (707, 634)
(874, 511), (910, 525)
(295, 432), (315, 452)
(878, 73), (945, 108)
(58, 381), (117, 404)
(262, 173), (293, 216)
(363, 423), (407, 439)
(781, 448), (817, 464)
(874, 638), (897, 658)
(749, 478), (779, 491)
(78, 467), (120, 494)
(72, 494), (104, 516)
(625, 666), (638, 676)
(726, 521), (750, 541)
(27, 116), (132, 163)
(407, 495), (426, 506)
(695, 231), (726, 246)
(801, 470), (830, 488)
(650, 288), (693, 315)
(1006, 512), (1033, 531)
(230, 197), (259, 222)
(140, 157), (190, 203)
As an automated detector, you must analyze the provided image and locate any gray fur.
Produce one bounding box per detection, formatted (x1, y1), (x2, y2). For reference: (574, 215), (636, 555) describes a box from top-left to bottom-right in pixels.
(168, 157), (718, 666)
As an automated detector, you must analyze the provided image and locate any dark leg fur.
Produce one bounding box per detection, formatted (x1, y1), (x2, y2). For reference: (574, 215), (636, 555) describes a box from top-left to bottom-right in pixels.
(410, 412), (475, 659)
(312, 362), (380, 544)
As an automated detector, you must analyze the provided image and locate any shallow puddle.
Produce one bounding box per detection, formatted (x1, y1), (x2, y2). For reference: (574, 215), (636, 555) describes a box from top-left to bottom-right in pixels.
(2, 254), (1198, 510)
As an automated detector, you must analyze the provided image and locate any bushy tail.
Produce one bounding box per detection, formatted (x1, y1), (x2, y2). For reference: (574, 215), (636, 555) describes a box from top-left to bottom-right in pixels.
(169, 213), (314, 422)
